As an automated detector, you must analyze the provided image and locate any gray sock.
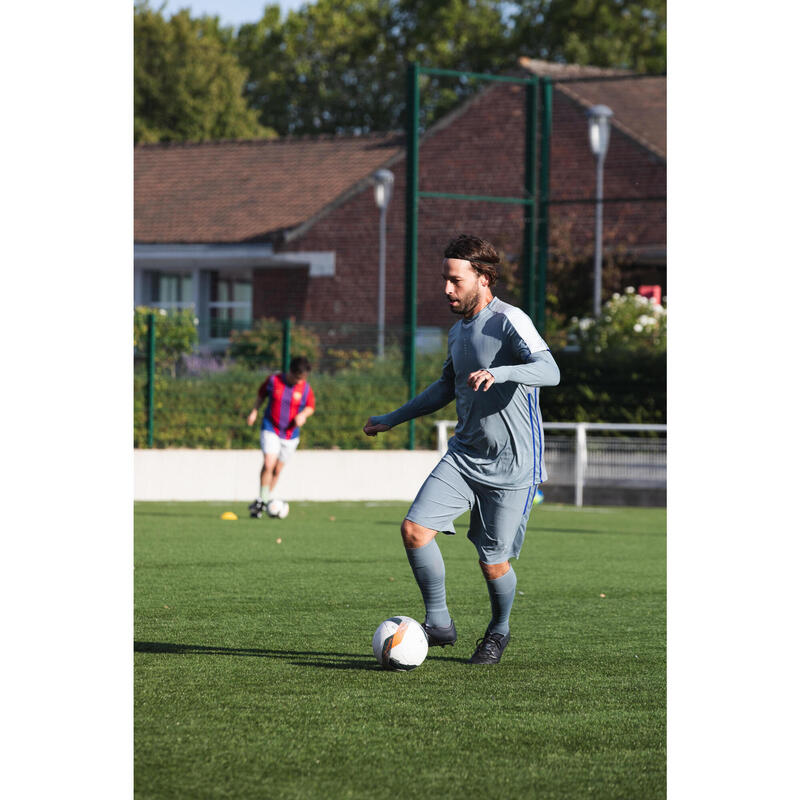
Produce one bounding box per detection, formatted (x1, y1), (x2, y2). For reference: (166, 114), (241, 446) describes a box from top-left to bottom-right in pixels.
(486, 567), (517, 635)
(405, 539), (451, 628)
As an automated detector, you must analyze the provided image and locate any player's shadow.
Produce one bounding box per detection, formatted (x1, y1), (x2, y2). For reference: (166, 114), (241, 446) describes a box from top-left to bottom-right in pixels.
(540, 527), (636, 536)
(134, 640), (379, 670)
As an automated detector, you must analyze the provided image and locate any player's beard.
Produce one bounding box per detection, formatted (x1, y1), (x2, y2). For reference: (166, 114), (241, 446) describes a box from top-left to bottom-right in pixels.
(448, 284), (481, 317)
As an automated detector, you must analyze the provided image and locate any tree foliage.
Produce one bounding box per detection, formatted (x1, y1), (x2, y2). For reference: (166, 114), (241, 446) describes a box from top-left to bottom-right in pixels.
(234, 0), (665, 137)
(134, 2), (276, 143)
(134, 1), (666, 140)
(510, 0), (666, 74)
(236, 0), (514, 136)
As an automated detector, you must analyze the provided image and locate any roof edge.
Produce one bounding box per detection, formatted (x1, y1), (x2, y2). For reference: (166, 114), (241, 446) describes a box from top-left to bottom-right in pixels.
(283, 147), (407, 245)
(135, 130), (405, 151)
(518, 57), (634, 79)
(518, 57), (665, 161)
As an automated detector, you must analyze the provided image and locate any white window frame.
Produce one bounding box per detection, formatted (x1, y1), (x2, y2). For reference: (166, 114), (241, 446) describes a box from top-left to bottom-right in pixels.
(134, 244), (335, 349)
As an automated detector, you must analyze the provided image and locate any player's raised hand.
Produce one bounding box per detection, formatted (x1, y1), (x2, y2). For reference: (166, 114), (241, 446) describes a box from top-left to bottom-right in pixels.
(363, 418), (391, 436)
(468, 369), (495, 391)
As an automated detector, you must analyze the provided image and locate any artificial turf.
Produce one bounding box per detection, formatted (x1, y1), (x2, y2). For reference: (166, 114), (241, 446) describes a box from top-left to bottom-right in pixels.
(134, 500), (665, 799)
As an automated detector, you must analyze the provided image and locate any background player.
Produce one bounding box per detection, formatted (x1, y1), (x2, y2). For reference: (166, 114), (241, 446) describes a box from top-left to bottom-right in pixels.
(247, 355), (315, 518)
(363, 234), (560, 664)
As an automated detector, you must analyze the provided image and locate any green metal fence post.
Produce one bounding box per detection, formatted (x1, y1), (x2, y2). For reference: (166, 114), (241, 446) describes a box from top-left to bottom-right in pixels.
(535, 79), (552, 333)
(405, 62), (420, 451)
(282, 318), (292, 374)
(522, 78), (538, 321)
(146, 312), (155, 448)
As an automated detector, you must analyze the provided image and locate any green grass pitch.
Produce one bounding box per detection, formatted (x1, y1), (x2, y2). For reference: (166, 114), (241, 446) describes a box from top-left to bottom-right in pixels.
(135, 500), (665, 799)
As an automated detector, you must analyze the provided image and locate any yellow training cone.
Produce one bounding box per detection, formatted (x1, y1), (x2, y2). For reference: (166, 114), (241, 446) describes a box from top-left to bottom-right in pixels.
(220, 511), (238, 521)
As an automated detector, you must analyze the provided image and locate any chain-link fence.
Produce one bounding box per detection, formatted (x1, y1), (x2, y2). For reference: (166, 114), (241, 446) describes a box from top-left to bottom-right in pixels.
(134, 316), (453, 451)
(406, 66), (666, 341)
(134, 66), (665, 454)
(544, 72), (666, 317)
(134, 313), (665, 451)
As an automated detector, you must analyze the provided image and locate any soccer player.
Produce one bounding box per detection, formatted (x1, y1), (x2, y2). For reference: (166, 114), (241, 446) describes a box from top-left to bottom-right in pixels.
(247, 355), (315, 518)
(363, 234), (560, 665)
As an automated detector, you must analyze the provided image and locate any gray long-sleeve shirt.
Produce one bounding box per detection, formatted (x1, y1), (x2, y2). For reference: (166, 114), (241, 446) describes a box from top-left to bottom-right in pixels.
(371, 296), (560, 489)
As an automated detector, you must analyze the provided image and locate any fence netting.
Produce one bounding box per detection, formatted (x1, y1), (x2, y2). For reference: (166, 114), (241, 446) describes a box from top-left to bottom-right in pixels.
(134, 70), (665, 452)
(134, 315), (665, 451)
(135, 319), (452, 450)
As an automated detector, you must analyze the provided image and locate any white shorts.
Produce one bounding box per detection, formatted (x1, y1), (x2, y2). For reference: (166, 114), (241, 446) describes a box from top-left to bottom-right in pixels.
(260, 430), (301, 463)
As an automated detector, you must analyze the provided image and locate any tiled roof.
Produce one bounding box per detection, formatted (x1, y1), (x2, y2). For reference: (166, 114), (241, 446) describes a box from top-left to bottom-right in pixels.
(135, 133), (403, 243)
(519, 58), (666, 159)
(135, 61), (664, 244)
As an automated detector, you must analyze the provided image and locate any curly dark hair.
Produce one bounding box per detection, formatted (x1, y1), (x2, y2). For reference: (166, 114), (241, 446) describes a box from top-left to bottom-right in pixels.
(443, 234), (501, 286)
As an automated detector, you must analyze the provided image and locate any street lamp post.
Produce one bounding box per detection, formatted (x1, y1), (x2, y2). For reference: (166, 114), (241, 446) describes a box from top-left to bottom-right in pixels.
(372, 168), (394, 358)
(587, 104), (613, 317)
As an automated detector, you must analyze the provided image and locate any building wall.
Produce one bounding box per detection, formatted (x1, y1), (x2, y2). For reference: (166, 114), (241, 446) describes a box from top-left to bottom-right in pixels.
(253, 264), (310, 320)
(278, 184), (408, 325)
(277, 81), (666, 328)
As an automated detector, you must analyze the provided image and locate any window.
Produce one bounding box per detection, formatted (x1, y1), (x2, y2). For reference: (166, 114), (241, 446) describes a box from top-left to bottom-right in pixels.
(208, 271), (252, 339)
(146, 271), (193, 311)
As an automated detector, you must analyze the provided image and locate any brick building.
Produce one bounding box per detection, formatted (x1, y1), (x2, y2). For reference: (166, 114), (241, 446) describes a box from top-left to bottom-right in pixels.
(134, 59), (665, 351)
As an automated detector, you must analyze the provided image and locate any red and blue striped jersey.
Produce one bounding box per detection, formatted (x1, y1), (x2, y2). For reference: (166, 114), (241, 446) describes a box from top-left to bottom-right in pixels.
(259, 373), (315, 440)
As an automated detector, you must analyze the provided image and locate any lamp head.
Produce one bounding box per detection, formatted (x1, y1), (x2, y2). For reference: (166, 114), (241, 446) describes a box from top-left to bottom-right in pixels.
(372, 168), (395, 209)
(587, 105), (613, 159)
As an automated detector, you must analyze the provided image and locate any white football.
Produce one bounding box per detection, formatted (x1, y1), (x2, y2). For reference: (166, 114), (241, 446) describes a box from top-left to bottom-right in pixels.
(267, 499), (289, 519)
(372, 616), (428, 671)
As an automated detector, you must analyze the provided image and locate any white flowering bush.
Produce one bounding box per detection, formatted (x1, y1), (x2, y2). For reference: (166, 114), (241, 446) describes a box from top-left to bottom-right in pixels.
(567, 287), (666, 353)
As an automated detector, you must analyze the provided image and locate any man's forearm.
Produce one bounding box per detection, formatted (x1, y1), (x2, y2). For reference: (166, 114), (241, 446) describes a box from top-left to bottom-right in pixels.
(370, 379), (455, 429)
(488, 350), (560, 387)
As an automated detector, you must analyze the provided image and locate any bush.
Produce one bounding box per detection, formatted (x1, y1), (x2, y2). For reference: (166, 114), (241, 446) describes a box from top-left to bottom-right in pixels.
(134, 339), (665, 449)
(325, 348), (376, 373)
(134, 307), (198, 376)
(567, 287), (666, 353)
(545, 348), (665, 425)
(134, 348), (453, 450)
(227, 318), (320, 370)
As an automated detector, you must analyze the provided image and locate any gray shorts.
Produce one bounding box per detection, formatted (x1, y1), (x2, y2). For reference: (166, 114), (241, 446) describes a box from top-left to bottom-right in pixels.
(405, 459), (537, 565)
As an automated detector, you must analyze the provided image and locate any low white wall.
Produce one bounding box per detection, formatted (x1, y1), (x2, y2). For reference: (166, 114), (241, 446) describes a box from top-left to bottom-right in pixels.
(134, 449), (442, 502)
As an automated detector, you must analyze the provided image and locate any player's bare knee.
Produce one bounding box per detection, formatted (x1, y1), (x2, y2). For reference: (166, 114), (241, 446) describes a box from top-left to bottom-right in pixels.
(479, 560), (510, 580)
(400, 518), (417, 546)
(401, 519), (435, 549)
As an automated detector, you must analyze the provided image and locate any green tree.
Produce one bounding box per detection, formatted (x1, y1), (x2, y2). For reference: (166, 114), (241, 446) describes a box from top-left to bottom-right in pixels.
(235, 1), (664, 138)
(134, 2), (276, 143)
(235, 0), (514, 136)
(135, 1), (665, 142)
(510, 0), (666, 74)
